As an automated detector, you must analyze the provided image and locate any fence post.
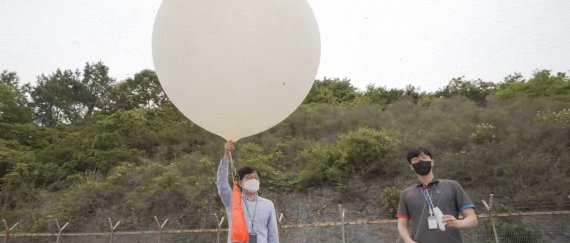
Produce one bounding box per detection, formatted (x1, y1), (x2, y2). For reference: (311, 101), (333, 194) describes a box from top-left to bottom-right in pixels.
(54, 219), (69, 243)
(2, 219), (8, 243)
(482, 194), (499, 243)
(154, 216), (168, 243)
(277, 212), (284, 240)
(338, 204), (346, 243)
(108, 218), (120, 243)
(215, 213), (225, 243)
(2, 220), (20, 243)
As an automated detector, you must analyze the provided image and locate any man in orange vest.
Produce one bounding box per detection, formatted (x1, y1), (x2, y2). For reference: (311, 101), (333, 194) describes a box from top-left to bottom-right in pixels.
(217, 141), (279, 243)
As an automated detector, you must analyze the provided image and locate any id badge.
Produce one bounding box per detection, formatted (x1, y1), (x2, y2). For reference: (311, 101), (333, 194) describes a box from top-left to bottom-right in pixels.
(427, 216), (438, 229)
(248, 233), (257, 243)
(433, 207), (446, 231)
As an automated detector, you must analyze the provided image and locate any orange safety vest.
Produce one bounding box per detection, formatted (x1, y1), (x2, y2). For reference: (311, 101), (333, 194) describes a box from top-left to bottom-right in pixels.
(231, 181), (250, 243)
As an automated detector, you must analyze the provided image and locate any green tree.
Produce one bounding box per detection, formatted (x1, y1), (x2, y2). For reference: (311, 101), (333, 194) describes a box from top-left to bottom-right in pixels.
(0, 72), (32, 124)
(436, 77), (497, 106)
(303, 78), (360, 104)
(496, 70), (570, 101)
(107, 70), (168, 112)
(28, 62), (116, 126)
(298, 128), (398, 188)
(381, 186), (400, 218)
(81, 62), (115, 116)
(29, 69), (84, 126)
(358, 85), (404, 106)
(1, 70), (21, 87)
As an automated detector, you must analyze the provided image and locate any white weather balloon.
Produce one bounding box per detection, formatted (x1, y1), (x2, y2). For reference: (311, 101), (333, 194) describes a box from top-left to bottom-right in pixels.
(152, 0), (320, 141)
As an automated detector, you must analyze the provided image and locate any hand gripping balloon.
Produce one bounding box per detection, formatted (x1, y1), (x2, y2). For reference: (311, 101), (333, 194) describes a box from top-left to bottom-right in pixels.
(152, 0), (321, 141)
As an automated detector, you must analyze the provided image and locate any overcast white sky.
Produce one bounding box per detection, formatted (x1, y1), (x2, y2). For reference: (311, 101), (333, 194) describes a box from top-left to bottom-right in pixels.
(1, 0), (569, 92)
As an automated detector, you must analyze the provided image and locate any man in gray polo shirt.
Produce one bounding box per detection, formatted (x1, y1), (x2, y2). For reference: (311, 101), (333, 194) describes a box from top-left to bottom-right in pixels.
(217, 140), (279, 243)
(397, 147), (478, 243)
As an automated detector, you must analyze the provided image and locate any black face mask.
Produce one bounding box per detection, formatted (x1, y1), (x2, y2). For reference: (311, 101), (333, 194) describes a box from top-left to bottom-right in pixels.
(412, 160), (432, 176)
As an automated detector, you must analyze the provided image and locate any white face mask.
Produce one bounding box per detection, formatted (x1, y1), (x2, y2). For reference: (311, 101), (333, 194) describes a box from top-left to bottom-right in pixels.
(243, 179), (260, 193)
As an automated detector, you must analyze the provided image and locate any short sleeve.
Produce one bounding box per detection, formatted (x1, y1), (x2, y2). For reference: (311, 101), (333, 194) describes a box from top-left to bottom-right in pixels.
(453, 181), (475, 212)
(396, 190), (410, 219)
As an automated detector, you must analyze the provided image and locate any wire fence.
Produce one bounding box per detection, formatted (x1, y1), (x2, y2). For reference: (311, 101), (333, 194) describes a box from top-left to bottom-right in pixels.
(2, 194), (570, 242)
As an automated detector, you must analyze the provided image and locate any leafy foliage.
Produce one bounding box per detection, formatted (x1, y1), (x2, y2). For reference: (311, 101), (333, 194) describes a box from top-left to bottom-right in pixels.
(0, 64), (568, 231)
(0, 71), (32, 124)
(298, 128), (398, 188)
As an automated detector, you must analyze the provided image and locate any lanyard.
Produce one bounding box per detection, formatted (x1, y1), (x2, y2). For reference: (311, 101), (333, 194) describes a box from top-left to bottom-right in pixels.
(419, 185), (436, 214)
(243, 196), (258, 230)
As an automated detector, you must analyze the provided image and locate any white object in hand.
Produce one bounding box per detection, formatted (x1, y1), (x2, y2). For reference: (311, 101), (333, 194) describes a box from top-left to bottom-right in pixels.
(433, 207), (446, 231)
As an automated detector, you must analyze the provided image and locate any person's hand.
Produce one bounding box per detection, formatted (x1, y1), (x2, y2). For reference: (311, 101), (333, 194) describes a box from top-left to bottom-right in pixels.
(223, 140), (235, 160)
(225, 140), (235, 152)
(442, 215), (460, 228)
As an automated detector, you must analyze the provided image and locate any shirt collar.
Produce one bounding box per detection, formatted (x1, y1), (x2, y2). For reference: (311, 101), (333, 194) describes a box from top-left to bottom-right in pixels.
(242, 193), (258, 201)
(416, 177), (439, 188)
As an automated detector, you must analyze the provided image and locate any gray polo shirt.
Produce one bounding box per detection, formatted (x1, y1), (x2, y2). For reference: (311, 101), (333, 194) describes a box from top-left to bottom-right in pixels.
(216, 159), (279, 243)
(397, 178), (475, 243)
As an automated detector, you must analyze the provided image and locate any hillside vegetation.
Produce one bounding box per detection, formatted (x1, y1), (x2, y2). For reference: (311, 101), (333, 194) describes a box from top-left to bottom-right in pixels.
(1, 64), (568, 231)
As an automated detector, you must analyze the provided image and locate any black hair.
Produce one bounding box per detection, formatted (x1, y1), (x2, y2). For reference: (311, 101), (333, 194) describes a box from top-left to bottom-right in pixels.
(237, 166), (260, 180)
(406, 147), (433, 164)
